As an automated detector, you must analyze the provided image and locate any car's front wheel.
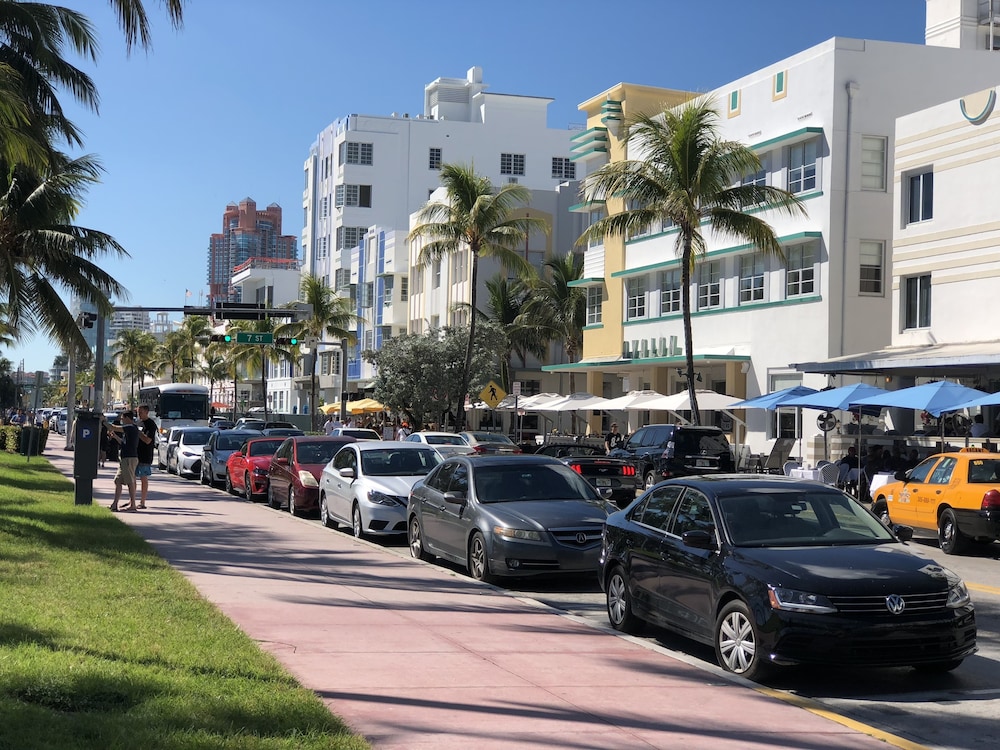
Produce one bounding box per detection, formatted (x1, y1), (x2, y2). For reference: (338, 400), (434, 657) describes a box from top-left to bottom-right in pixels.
(939, 508), (970, 555)
(351, 503), (365, 539)
(871, 500), (891, 526)
(643, 471), (657, 491)
(409, 515), (431, 561)
(468, 531), (494, 583)
(200, 463), (209, 485)
(715, 600), (771, 681)
(606, 566), (642, 634)
(244, 473), (256, 502)
(225, 471), (236, 495)
(320, 494), (337, 529)
(288, 487), (296, 516)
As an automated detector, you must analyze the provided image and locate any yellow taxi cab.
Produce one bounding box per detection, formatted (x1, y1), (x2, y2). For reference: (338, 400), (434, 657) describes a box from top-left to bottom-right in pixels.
(871, 447), (1000, 555)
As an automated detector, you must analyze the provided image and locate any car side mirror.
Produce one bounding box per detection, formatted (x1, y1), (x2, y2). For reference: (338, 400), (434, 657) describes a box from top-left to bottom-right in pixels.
(443, 490), (467, 505)
(894, 470), (907, 481)
(274, 456), (289, 466)
(682, 529), (716, 550)
(892, 524), (913, 542)
(338, 467), (355, 479)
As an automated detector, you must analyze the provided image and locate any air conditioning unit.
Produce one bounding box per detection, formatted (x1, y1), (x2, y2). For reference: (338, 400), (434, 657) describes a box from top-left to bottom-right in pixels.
(507, 177), (519, 184)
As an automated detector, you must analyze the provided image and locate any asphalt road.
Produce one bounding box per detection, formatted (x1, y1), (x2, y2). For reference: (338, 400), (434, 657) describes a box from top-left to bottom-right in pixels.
(173, 471), (1000, 750)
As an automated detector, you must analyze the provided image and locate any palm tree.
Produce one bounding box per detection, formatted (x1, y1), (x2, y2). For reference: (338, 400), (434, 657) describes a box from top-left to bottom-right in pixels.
(518, 252), (587, 395)
(580, 98), (806, 422)
(408, 163), (547, 430)
(198, 351), (229, 412)
(154, 330), (186, 382)
(175, 314), (211, 381)
(228, 318), (297, 422)
(276, 274), (360, 431)
(111, 328), (156, 405)
(0, 152), (128, 353)
(103, 0), (185, 53)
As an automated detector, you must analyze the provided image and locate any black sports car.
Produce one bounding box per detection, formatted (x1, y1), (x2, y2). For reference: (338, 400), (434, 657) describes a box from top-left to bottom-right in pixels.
(534, 444), (638, 507)
(600, 475), (976, 681)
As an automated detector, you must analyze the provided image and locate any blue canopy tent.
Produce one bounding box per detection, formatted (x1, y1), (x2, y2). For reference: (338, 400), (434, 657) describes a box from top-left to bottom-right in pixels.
(781, 383), (891, 462)
(853, 381), (990, 450)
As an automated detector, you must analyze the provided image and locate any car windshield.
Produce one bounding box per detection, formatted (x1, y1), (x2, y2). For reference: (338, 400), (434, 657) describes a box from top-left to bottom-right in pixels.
(473, 464), (595, 503)
(248, 440), (284, 457)
(718, 488), (896, 547)
(426, 434), (466, 446)
(361, 449), (440, 476)
(217, 435), (249, 451)
(295, 442), (345, 464)
(181, 430), (214, 446)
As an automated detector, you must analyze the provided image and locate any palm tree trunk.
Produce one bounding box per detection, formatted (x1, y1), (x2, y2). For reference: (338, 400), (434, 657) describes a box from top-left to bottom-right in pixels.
(681, 233), (701, 424)
(457, 249), (480, 432)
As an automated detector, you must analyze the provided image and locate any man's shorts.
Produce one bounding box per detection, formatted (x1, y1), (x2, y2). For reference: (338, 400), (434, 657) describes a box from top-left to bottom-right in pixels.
(114, 457), (139, 487)
(136, 463), (153, 478)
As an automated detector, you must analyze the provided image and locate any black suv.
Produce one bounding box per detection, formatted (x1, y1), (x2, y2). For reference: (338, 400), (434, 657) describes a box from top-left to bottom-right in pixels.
(610, 424), (733, 489)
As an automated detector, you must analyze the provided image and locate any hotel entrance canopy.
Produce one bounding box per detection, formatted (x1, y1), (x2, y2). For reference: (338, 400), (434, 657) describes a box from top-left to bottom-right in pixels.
(792, 340), (1000, 379)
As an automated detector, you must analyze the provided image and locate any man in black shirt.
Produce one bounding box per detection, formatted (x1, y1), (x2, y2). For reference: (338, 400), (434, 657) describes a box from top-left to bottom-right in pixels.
(135, 405), (158, 509)
(605, 423), (624, 454)
(107, 411), (140, 511)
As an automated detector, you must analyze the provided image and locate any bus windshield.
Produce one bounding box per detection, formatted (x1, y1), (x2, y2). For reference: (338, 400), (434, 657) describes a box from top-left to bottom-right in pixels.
(160, 393), (210, 421)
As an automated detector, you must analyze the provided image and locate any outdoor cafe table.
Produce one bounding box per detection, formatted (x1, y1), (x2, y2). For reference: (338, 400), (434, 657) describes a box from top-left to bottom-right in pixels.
(868, 472), (896, 495)
(789, 467), (822, 481)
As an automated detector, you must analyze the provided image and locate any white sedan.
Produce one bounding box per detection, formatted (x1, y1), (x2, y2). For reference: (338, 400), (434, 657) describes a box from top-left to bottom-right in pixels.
(318, 441), (441, 538)
(403, 431), (475, 458)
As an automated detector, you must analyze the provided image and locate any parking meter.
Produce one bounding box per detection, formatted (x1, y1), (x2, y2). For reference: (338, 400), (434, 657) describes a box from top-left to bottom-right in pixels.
(73, 410), (101, 505)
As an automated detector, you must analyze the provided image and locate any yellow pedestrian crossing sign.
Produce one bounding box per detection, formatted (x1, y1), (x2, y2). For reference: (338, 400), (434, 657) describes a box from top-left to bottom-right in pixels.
(479, 381), (506, 409)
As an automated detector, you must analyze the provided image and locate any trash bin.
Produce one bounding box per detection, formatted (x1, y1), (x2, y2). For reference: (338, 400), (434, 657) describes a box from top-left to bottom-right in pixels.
(19, 426), (42, 456)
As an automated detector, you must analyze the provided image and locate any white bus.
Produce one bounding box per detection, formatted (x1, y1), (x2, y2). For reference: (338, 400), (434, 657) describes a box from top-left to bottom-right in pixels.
(138, 383), (211, 436)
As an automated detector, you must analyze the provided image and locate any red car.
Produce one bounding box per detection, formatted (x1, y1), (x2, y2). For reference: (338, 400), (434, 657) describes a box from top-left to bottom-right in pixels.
(267, 436), (356, 516)
(225, 437), (286, 501)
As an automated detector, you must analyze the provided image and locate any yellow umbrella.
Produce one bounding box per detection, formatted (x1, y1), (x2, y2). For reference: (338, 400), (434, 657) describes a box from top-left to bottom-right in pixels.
(319, 402), (341, 415)
(347, 398), (385, 414)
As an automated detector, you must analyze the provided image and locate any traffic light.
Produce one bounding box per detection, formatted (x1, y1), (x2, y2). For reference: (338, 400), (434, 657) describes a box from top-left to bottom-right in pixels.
(275, 337), (299, 345)
(81, 312), (97, 329)
(210, 333), (233, 343)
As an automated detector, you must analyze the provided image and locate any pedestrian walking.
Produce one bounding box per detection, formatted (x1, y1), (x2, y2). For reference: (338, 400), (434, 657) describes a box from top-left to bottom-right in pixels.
(135, 405), (158, 509)
(106, 411), (140, 512)
(605, 423), (624, 454)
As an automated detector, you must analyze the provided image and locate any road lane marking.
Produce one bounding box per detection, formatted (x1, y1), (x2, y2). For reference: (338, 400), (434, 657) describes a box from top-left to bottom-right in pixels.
(754, 687), (933, 750)
(968, 582), (1000, 597)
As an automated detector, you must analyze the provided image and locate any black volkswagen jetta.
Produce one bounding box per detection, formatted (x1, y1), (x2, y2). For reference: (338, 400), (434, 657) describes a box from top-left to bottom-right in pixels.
(600, 475), (977, 681)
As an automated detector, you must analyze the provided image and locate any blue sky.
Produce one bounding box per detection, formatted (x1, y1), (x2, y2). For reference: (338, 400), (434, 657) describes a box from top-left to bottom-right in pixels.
(4, 0), (928, 374)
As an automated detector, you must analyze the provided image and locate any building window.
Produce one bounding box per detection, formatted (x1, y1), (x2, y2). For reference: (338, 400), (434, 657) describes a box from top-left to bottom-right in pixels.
(451, 250), (467, 281)
(383, 276), (393, 306)
(432, 259), (441, 289)
(335, 184), (372, 208)
(500, 153), (525, 176)
(586, 286), (602, 325)
(659, 269), (681, 314)
(336, 226), (366, 250)
(698, 261), (721, 309)
(321, 196), (329, 218)
(587, 209), (604, 249)
(861, 136), (886, 191)
(626, 277), (646, 320)
(400, 276), (408, 301)
(904, 274), (931, 329)
(551, 157), (575, 180)
(741, 156), (767, 187)
(334, 267), (351, 289)
(739, 255), (764, 304)
(429, 147), (442, 170)
(907, 170), (933, 224)
(786, 243), (816, 297)
(788, 139), (818, 194)
(339, 141), (373, 166)
(360, 282), (373, 308)
(859, 240), (884, 295)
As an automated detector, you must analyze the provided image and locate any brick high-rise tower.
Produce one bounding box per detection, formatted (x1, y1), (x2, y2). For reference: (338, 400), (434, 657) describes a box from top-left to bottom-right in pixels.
(207, 198), (298, 308)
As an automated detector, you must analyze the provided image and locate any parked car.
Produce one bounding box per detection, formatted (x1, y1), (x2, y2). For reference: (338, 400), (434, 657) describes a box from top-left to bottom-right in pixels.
(158, 425), (189, 470)
(601, 475), (976, 681)
(166, 427), (217, 478)
(53, 409), (68, 435)
(404, 431), (475, 458)
(534, 443), (638, 508)
(267, 436), (357, 515)
(328, 427), (382, 441)
(209, 418), (236, 430)
(234, 418), (297, 431)
(872, 447), (1000, 554)
(319, 441), (440, 537)
(225, 437), (287, 500)
(261, 427), (306, 437)
(458, 431), (521, 455)
(201, 429), (262, 487)
(610, 424), (733, 489)
(407, 454), (615, 582)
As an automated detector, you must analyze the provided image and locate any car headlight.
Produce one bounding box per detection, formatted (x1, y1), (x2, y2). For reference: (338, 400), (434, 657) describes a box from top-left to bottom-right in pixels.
(298, 470), (319, 488)
(767, 586), (837, 614)
(947, 581), (971, 609)
(368, 490), (403, 506)
(493, 526), (542, 541)
(252, 467), (269, 477)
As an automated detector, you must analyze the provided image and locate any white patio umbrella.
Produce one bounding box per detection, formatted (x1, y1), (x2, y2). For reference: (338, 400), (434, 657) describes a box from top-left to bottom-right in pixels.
(535, 392), (611, 412)
(600, 389), (667, 411)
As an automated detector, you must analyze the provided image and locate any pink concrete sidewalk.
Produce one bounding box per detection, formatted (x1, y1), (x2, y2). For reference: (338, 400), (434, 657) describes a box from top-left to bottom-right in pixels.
(46, 450), (892, 749)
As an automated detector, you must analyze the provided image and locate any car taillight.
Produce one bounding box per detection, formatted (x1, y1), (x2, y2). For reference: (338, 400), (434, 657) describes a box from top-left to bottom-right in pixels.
(982, 489), (1000, 511)
(570, 463), (583, 474)
(621, 465), (636, 477)
(473, 445), (487, 453)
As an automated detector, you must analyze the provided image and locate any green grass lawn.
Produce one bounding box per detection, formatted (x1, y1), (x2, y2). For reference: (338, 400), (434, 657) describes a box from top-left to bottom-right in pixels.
(0, 452), (369, 750)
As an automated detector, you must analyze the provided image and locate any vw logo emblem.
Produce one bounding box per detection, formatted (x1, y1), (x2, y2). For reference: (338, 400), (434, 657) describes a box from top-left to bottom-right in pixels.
(885, 594), (906, 615)
(576, 532), (588, 544)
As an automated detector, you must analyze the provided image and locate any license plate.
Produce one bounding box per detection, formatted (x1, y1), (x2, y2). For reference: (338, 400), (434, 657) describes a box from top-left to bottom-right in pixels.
(596, 478), (612, 487)
(696, 459), (711, 467)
